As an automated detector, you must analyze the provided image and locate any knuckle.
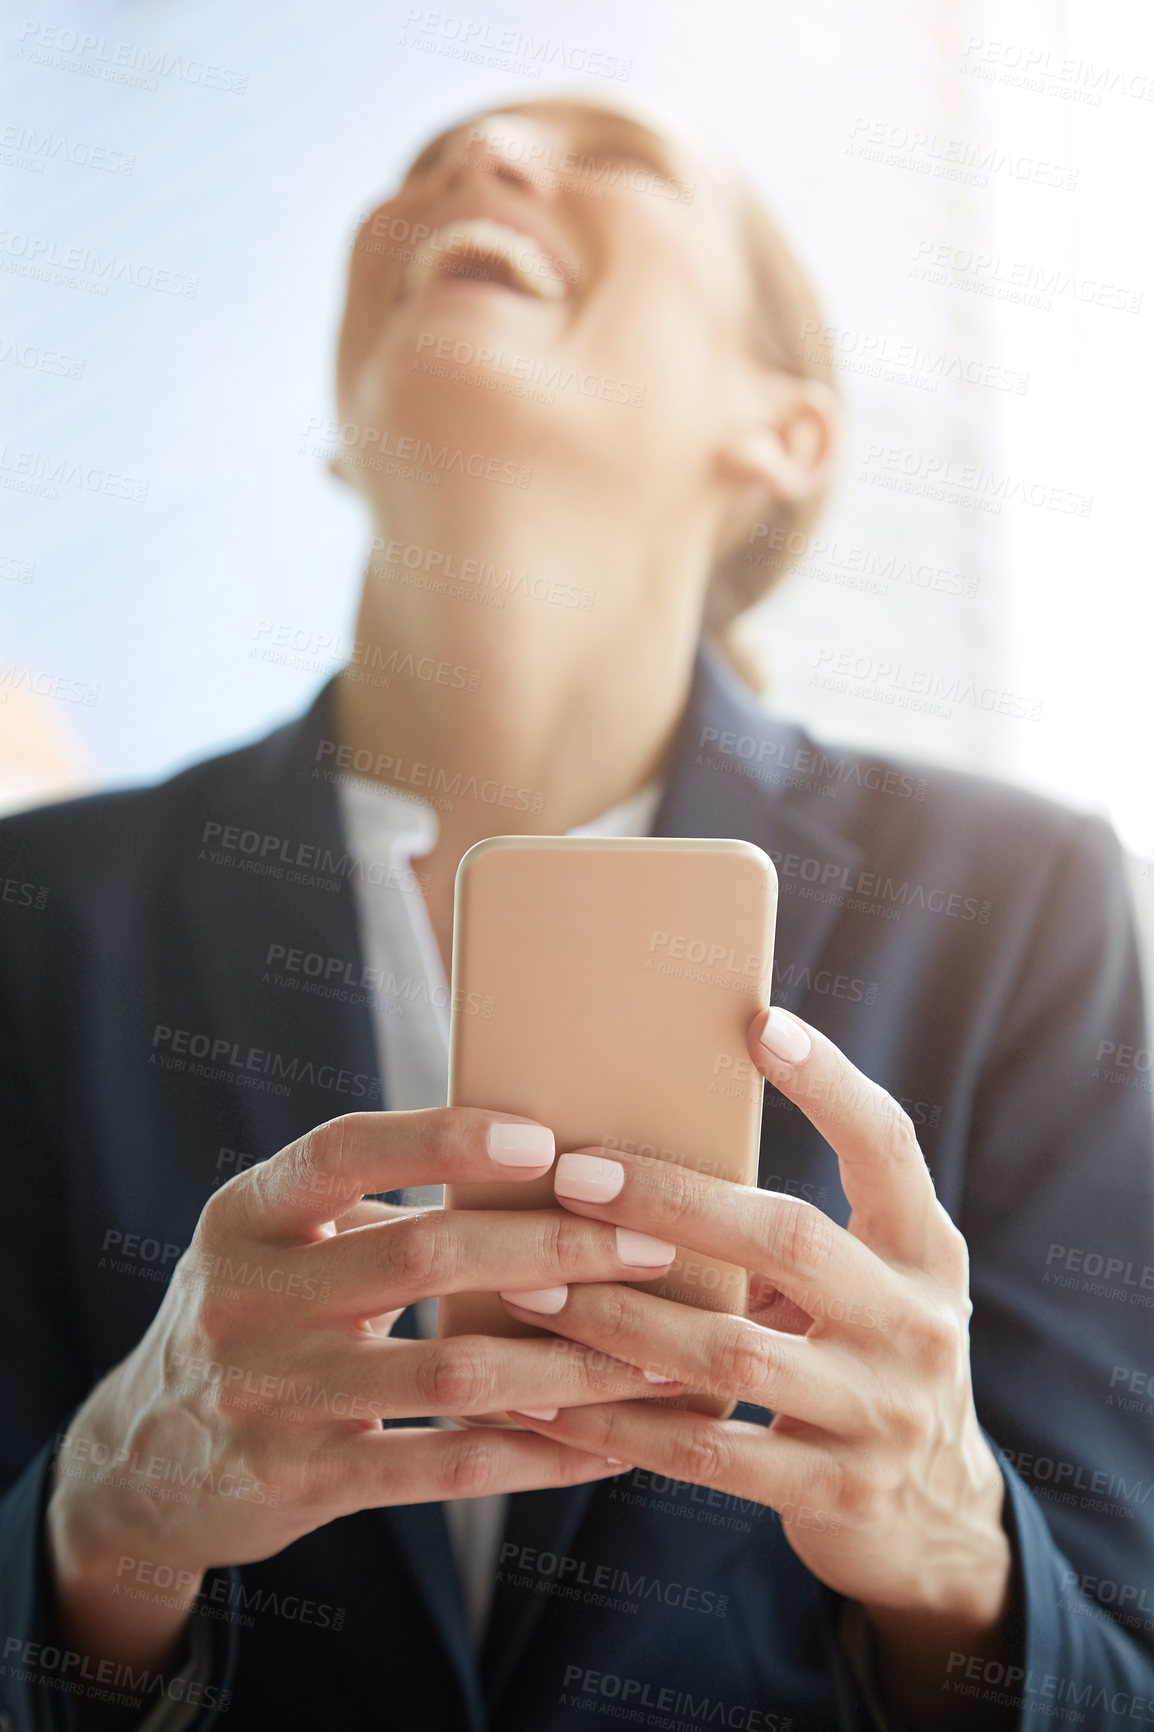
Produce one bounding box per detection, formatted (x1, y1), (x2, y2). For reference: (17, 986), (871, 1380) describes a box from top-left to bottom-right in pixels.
(436, 1107), (493, 1163)
(195, 1184), (234, 1245)
(194, 1290), (237, 1353)
(572, 1407), (621, 1458)
(533, 1210), (574, 1281)
(877, 1384), (935, 1452)
(840, 1383), (876, 1439)
(938, 1215), (972, 1283)
(667, 1425), (728, 1486)
(649, 1163), (700, 1232)
(912, 1300), (966, 1373)
(587, 1287), (634, 1353)
(416, 1340), (495, 1413)
(831, 1459), (885, 1524)
(440, 1433), (504, 1498)
(772, 1200), (836, 1277)
(714, 1323), (773, 1404)
(236, 1430), (276, 1485)
(570, 1343), (626, 1394)
(384, 1213), (444, 1291)
(879, 1101), (920, 1166)
(284, 1118), (348, 1211)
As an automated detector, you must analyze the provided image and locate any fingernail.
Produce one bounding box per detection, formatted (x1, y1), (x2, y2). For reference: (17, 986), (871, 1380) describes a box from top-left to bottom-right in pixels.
(499, 1285), (569, 1314)
(616, 1227), (677, 1266)
(488, 1122), (555, 1167)
(759, 1008), (812, 1066)
(643, 1369), (679, 1385)
(555, 1152), (625, 1202)
(606, 1459), (629, 1469)
(512, 1407), (558, 1422)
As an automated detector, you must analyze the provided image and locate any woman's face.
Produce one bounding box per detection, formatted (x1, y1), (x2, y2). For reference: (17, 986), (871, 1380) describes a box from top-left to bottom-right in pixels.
(336, 100), (775, 519)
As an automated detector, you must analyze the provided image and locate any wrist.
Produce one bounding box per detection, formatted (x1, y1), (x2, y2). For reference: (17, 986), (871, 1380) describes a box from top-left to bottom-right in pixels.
(48, 1475), (205, 1670)
(862, 1509), (1012, 1637)
(49, 1372), (208, 1606)
(868, 1423), (1011, 1624)
(860, 1505), (1017, 1732)
(50, 1506), (206, 1611)
(862, 1557), (1018, 1732)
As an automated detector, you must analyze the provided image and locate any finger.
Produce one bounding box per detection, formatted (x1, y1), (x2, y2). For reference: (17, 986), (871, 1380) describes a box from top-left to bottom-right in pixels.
(506, 1402), (822, 1514)
(301, 1207), (678, 1317)
(748, 1009), (943, 1267)
(551, 1148), (900, 1336)
(337, 1426), (628, 1512)
(229, 1110), (557, 1242)
(274, 1334), (683, 1422)
(501, 1282), (865, 1432)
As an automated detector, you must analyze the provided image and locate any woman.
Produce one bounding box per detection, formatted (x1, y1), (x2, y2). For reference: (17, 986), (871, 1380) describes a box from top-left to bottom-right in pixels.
(2, 97), (1151, 1732)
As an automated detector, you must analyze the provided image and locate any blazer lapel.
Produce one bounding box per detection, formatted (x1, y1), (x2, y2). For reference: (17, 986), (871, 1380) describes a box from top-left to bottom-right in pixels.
(653, 638), (864, 1015)
(167, 678), (386, 1171)
(182, 682), (483, 1722)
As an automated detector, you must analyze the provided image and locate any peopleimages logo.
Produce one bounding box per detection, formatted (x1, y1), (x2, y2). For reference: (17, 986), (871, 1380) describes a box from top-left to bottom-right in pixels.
(370, 535), (595, 611)
(0, 229), (198, 297)
(559, 1666), (790, 1728)
(149, 1023), (384, 1104)
(959, 36), (1154, 105)
(0, 664), (99, 706)
(399, 10), (633, 83)
(414, 330), (646, 406)
(912, 238), (1143, 314)
(846, 117), (1079, 189)
(1, 1636), (230, 1714)
(768, 847), (991, 925)
(15, 21), (249, 94)
(312, 738), (546, 814)
(499, 1542), (728, 1616)
(0, 123), (135, 175)
(302, 414), (532, 488)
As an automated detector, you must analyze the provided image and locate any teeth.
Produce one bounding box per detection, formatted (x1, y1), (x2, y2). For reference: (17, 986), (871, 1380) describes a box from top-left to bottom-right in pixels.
(405, 216), (566, 301)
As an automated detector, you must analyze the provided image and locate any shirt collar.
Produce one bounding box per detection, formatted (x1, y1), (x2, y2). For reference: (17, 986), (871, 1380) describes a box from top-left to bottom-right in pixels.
(338, 771), (665, 851)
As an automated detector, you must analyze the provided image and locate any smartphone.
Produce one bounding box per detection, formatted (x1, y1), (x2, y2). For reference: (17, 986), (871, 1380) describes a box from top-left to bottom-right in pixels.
(438, 835), (777, 1421)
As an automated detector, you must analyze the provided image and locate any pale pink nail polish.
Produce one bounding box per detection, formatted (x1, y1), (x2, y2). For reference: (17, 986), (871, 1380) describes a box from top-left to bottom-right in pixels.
(555, 1151), (625, 1203)
(643, 1369), (679, 1385)
(513, 1407), (559, 1422)
(616, 1227), (676, 1266)
(498, 1285), (569, 1314)
(488, 1122), (555, 1167)
(759, 1008), (812, 1065)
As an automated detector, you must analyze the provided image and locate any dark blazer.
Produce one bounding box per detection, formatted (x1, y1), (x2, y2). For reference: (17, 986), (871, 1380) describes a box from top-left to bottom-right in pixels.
(2, 640), (1153, 1732)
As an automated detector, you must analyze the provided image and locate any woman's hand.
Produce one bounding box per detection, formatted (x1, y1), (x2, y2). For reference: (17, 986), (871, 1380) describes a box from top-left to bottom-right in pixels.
(46, 1107), (676, 1707)
(501, 1008), (1017, 1729)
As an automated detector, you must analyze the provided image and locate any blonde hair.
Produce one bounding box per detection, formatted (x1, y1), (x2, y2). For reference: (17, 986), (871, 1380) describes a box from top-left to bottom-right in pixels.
(703, 176), (838, 690)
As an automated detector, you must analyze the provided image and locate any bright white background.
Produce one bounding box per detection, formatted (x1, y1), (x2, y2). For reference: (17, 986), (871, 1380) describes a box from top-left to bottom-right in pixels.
(2, 0), (1152, 864)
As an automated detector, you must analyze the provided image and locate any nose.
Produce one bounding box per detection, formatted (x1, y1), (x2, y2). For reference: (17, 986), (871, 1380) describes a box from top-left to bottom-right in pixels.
(445, 113), (558, 196)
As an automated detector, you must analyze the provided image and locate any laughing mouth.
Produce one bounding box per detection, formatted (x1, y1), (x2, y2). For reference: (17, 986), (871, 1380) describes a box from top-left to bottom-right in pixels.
(403, 216), (568, 301)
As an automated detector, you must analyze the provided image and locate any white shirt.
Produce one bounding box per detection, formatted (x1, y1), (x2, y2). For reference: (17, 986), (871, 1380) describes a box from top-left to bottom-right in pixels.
(339, 773), (665, 1645)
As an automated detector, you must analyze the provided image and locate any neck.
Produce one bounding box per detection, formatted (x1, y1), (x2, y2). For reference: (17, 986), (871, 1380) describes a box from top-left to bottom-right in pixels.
(333, 482), (712, 860)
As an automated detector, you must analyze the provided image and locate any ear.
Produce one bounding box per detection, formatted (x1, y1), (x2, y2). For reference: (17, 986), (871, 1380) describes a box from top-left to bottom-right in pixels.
(719, 375), (839, 504)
